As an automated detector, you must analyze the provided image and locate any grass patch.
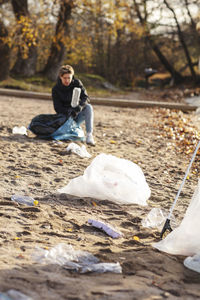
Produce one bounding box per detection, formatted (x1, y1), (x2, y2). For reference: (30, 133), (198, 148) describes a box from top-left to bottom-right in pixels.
(0, 73), (124, 97)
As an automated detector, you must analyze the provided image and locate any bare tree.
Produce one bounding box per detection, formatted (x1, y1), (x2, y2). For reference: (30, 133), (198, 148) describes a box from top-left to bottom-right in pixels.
(42, 0), (75, 81)
(11, 0), (37, 77)
(164, 0), (197, 82)
(133, 0), (183, 84)
(0, 20), (10, 80)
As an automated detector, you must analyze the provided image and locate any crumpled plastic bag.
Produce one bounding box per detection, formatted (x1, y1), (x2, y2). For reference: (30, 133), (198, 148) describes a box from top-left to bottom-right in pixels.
(184, 254), (200, 273)
(66, 142), (91, 158)
(58, 153), (150, 205)
(153, 179), (200, 256)
(32, 243), (122, 273)
(142, 208), (176, 231)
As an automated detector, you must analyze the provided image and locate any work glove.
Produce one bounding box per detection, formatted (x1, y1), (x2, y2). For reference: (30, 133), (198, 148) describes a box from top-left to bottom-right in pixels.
(68, 106), (82, 119)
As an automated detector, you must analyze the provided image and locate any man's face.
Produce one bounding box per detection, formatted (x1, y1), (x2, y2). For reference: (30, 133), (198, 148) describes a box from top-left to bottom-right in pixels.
(60, 73), (73, 86)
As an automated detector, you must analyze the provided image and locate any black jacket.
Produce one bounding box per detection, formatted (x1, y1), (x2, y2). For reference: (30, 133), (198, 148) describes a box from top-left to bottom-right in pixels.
(52, 77), (89, 115)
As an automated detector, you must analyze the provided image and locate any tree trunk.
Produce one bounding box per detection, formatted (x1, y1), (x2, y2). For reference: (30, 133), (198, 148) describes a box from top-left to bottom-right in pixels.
(133, 0), (183, 84)
(164, 0), (197, 83)
(148, 38), (183, 83)
(42, 0), (75, 81)
(0, 21), (10, 81)
(10, 0), (37, 77)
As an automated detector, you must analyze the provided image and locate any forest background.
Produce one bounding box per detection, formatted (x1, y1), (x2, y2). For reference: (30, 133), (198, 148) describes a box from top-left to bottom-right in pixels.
(0, 0), (200, 95)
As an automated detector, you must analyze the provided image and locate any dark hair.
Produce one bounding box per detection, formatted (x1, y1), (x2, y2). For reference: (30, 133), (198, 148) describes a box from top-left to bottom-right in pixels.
(59, 65), (74, 77)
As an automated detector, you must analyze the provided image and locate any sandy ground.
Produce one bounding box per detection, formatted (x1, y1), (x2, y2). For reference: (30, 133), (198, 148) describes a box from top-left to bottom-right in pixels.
(0, 95), (200, 299)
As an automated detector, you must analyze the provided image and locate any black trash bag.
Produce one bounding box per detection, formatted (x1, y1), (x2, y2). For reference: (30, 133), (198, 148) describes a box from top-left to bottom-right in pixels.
(29, 113), (68, 136)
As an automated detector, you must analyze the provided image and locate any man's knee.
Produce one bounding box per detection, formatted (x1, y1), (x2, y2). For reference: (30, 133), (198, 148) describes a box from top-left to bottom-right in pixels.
(83, 103), (93, 113)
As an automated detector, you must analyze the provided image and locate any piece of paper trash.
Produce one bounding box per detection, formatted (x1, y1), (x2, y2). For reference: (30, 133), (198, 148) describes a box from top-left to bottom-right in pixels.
(66, 142), (91, 158)
(88, 219), (123, 238)
(12, 126), (27, 135)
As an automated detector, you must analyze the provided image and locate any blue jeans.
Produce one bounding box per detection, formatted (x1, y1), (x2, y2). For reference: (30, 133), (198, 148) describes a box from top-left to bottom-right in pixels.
(75, 104), (94, 134)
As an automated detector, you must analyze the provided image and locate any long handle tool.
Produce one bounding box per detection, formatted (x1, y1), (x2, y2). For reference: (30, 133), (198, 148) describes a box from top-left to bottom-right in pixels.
(160, 140), (200, 238)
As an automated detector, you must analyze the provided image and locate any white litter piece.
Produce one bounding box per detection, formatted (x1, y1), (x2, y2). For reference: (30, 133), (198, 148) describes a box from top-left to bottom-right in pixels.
(184, 254), (200, 273)
(58, 153), (150, 205)
(0, 289), (33, 300)
(153, 179), (200, 256)
(88, 219), (123, 238)
(32, 243), (122, 273)
(71, 87), (81, 108)
(142, 208), (176, 231)
(11, 195), (37, 206)
(66, 142), (91, 158)
(12, 126), (27, 135)
(52, 140), (63, 145)
(81, 262), (122, 274)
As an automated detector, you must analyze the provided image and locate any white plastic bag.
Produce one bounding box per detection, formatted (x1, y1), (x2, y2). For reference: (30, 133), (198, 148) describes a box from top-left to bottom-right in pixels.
(184, 254), (200, 273)
(153, 179), (200, 256)
(66, 142), (91, 158)
(58, 153), (151, 205)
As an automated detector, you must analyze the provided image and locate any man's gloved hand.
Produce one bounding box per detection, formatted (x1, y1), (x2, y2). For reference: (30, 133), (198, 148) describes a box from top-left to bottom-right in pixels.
(68, 106), (82, 119)
(73, 105), (82, 113)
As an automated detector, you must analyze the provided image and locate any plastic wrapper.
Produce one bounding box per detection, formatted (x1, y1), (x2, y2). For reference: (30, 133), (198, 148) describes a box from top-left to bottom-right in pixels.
(66, 142), (91, 158)
(32, 243), (98, 266)
(0, 290), (32, 300)
(88, 219), (123, 238)
(11, 195), (38, 206)
(32, 243), (121, 273)
(153, 179), (200, 256)
(81, 262), (122, 273)
(142, 208), (176, 231)
(58, 153), (150, 205)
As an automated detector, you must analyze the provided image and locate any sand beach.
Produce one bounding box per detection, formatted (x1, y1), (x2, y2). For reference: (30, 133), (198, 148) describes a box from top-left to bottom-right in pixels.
(0, 94), (200, 299)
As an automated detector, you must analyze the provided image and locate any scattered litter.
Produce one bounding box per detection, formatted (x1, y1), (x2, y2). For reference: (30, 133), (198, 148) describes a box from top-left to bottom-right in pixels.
(58, 153), (150, 205)
(52, 140), (63, 145)
(153, 179), (200, 256)
(80, 262), (122, 274)
(0, 290), (32, 300)
(66, 142), (91, 158)
(32, 243), (122, 273)
(12, 126), (27, 135)
(88, 219), (123, 238)
(11, 195), (38, 206)
(142, 208), (176, 231)
(184, 254), (200, 273)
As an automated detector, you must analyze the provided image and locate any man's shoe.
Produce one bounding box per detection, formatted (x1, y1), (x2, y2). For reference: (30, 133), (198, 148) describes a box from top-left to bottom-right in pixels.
(86, 133), (95, 146)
